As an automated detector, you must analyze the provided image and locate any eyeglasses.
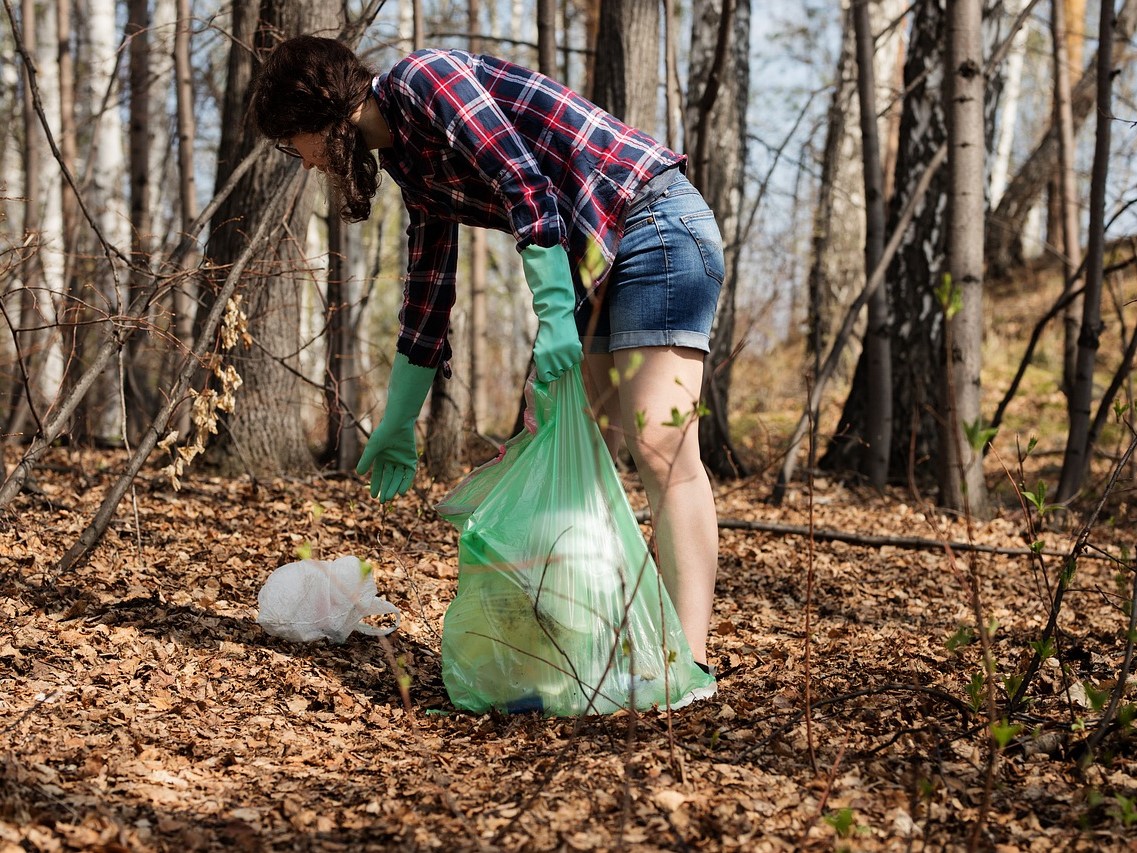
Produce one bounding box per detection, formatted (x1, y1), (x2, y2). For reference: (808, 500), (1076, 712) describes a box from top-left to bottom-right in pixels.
(275, 142), (302, 159)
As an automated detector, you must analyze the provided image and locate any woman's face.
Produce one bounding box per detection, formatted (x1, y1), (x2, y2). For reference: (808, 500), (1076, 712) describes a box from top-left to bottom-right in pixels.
(286, 130), (330, 172)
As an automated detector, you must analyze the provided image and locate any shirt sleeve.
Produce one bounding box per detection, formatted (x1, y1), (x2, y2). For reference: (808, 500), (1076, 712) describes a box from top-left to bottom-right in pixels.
(387, 50), (566, 250)
(397, 205), (457, 370)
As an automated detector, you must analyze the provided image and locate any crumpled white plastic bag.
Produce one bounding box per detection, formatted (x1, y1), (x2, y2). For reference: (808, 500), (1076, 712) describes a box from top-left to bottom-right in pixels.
(256, 555), (400, 643)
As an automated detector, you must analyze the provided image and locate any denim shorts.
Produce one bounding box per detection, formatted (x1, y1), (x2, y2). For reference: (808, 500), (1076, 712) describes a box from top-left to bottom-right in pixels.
(578, 170), (725, 353)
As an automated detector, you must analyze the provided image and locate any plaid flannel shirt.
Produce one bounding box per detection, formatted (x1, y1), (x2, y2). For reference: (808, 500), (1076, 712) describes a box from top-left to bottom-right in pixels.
(372, 48), (684, 369)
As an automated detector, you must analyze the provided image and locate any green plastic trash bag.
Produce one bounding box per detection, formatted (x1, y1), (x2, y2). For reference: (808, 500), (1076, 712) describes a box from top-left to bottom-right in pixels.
(436, 364), (714, 716)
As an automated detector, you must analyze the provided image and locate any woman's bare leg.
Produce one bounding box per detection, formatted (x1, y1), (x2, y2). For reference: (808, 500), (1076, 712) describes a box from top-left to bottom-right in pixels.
(607, 346), (718, 666)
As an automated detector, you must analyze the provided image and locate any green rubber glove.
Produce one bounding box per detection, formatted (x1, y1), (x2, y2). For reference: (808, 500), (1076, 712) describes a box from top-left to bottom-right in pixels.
(355, 353), (437, 501)
(521, 244), (583, 383)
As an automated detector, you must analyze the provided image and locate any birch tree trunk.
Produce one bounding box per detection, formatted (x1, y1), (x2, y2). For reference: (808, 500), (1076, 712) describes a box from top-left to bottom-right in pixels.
(989, 0), (1030, 206)
(84, 0), (131, 442)
(807, 1), (863, 369)
(688, 0), (750, 479)
(15, 0), (67, 439)
(986, 0), (1136, 278)
(1, 12), (25, 440)
(941, 0), (990, 517)
(1056, 0), (1115, 503)
(664, 0), (682, 152)
(821, 0), (949, 487)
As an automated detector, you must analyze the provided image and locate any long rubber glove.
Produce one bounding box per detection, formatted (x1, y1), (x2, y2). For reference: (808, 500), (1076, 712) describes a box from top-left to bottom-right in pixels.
(521, 244), (583, 383)
(355, 353), (437, 501)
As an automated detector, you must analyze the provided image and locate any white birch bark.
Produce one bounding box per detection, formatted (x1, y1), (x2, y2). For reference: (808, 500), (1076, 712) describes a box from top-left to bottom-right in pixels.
(0, 24), (20, 244)
(0, 24), (19, 411)
(33, 0), (66, 410)
(88, 0), (131, 438)
(990, 0), (1029, 206)
(943, 0), (990, 516)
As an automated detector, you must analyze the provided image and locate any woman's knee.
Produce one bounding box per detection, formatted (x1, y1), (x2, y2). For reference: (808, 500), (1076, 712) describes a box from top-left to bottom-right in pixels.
(626, 420), (702, 487)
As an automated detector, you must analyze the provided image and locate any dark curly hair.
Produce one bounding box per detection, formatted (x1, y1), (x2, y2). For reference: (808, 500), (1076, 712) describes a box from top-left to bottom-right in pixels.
(251, 35), (380, 222)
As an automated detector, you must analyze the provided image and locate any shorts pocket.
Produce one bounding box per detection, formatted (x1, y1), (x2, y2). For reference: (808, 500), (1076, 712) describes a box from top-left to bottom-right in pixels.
(680, 210), (725, 284)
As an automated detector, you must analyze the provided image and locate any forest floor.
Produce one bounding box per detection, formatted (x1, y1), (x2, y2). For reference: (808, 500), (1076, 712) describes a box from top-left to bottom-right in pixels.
(2, 432), (1136, 851)
(4, 246), (1137, 852)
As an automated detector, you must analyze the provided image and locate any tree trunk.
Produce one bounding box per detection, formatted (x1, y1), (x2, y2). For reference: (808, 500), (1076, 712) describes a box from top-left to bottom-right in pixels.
(821, 0), (949, 490)
(11, 0), (66, 443)
(1044, 0), (1087, 321)
(174, 0), (198, 233)
(324, 206), (362, 470)
(687, 0), (750, 480)
(537, 0), (558, 77)
(989, 0), (1030, 206)
(986, 0), (1136, 280)
(0, 24), (20, 446)
(664, 0), (682, 151)
(125, 0), (154, 443)
(1056, 0), (1114, 503)
(5, 0), (43, 443)
(467, 1), (489, 440)
(807, 2), (863, 370)
(1052, 0), (1084, 397)
(853, 0), (892, 490)
(200, 0), (339, 478)
(55, 0), (76, 264)
(172, 0), (199, 439)
(148, 0), (177, 260)
(591, 0), (660, 135)
(81, 0), (131, 444)
(940, 0), (990, 517)
(412, 0), (467, 482)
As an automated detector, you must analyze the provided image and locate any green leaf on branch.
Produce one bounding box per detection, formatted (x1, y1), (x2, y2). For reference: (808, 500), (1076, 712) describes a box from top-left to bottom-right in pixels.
(1024, 481), (1051, 515)
(964, 418), (998, 452)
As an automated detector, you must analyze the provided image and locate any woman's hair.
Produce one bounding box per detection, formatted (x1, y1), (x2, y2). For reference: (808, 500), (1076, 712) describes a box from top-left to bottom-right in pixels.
(251, 35), (379, 222)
